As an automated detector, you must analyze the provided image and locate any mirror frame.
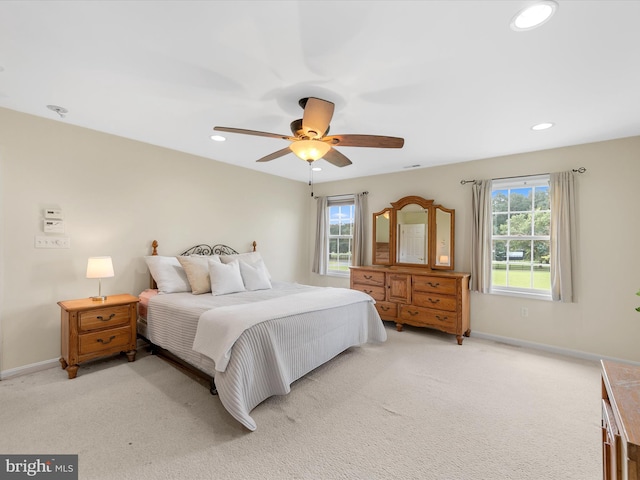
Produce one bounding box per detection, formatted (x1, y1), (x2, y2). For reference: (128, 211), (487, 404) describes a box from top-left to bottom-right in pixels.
(372, 207), (393, 265)
(372, 195), (455, 270)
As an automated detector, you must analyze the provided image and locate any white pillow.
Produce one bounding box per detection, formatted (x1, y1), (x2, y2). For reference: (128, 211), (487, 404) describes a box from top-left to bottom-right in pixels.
(209, 259), (246, 296)
(220, 252), (271, 279)
(239, 259), (272, 291)
(177, 255), (220, 295)
(144, 256), (191, 294)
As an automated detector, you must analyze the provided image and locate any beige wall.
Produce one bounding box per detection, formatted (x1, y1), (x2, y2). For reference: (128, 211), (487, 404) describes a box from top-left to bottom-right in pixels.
(307, 136), (640, 363)
(0, 107), (310, 374)
(2, 105), (639, 374)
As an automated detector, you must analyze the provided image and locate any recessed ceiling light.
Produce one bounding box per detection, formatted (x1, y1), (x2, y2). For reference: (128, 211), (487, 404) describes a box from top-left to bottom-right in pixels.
(311, 166), (322, 172)
(531, 122), (554, 131)
(510, 1), (558, 31)
(210, 135), (226, 141)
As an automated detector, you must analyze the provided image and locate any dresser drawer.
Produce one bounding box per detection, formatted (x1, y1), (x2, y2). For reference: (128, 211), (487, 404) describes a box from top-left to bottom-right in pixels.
(375, 301), (398, 320)
(399, 305), (456, 331)
(413, 275), (457, 295)
(353, 284), (386, 301)
(351, 270), (385, 287)
(412, 292), (457, 312)
(79, 326), (132, 356)
(79, 305), (130, 332)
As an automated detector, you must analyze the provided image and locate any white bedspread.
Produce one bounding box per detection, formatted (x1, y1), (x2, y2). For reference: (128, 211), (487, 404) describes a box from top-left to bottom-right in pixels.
(145, 282), (387, 430)
(193, 287), (374, 372)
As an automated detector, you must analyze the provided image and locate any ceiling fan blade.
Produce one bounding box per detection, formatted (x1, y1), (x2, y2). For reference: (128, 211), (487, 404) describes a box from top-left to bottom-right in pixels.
(256, 147), (292, 163)
(214, 126), (294, 141)
(322, 148), (352, 168)
(324, 134), (404, 148)
(301, 97), (335, 139)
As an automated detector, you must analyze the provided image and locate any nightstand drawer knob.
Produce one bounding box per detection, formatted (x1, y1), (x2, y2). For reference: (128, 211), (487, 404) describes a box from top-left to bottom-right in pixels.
(96, 335), (116, 344)
(96, 314), (116, 322)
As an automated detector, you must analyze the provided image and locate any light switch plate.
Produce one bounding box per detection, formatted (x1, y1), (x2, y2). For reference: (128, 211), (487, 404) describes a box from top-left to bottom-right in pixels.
(35, 235), (70, 249)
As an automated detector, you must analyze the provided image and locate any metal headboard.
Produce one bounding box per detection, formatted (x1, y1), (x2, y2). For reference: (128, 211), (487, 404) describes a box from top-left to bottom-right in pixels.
(148, 240), (257, 289)
(179, 244), (239, 256)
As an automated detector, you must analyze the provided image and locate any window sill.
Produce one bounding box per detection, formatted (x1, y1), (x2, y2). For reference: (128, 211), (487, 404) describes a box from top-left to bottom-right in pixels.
(489, 288), (552, 302)
(326, 272), (350, 278)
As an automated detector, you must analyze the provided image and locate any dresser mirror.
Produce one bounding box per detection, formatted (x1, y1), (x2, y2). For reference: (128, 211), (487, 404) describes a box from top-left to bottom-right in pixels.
(372, 195), (455, 270)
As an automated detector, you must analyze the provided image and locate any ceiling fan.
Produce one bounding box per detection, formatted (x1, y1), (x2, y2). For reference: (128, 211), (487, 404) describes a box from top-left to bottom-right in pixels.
(213, 97), (404, 168)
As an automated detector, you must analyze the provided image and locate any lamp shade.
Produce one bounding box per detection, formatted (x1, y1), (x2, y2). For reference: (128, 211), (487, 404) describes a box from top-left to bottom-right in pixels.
(86, 256), (114, 279)
(289, 139), (331, 162)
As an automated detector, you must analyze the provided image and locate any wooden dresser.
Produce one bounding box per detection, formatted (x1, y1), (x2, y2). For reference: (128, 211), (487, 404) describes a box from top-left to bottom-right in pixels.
(58, 294), (139, 379)
(350, 265), (470, 344)
(601, 360), (640, 480)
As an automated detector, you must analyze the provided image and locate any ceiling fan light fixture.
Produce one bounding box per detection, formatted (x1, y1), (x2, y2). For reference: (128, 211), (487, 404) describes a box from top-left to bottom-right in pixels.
(510, 0), (558, 31)
(290, 139), (331, 162)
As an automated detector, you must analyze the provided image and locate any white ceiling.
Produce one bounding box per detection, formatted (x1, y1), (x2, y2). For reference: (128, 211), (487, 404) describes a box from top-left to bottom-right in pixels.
(1, 1), (639, 184)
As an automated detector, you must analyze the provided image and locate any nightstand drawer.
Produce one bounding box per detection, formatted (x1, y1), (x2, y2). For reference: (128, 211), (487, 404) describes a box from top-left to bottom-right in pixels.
(79, 326), (132, 356)
(79, 305), (130, 332)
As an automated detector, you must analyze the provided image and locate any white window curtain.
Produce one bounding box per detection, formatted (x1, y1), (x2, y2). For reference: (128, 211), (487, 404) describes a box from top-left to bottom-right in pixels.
(470, 180), (492, 293)
(312, 196), (328, 275)
(549, 171), (576, 302)
(353, 192), (367, 267)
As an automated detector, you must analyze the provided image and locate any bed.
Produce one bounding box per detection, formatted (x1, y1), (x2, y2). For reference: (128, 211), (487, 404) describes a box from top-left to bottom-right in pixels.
(138, 240), (387, 431)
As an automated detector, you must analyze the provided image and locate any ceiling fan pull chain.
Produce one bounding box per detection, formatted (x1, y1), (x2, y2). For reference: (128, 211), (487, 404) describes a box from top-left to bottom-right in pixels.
(309, 162), (314, 197)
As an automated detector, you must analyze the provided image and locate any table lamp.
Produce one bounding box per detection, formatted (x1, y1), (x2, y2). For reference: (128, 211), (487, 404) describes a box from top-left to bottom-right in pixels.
(86, 256), (114, 301)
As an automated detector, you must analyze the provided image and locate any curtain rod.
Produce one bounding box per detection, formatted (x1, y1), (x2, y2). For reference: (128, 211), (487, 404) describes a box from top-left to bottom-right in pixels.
(460, 167), (586, 185)
(314, 191), (369, 199)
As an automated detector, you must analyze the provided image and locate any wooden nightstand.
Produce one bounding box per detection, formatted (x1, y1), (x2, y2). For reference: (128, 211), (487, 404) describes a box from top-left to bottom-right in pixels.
(58, 294), (139, 379)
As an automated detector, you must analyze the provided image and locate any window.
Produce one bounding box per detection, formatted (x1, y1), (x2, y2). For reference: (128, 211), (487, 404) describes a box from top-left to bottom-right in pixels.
(327, 196), (355, 275)
(491, 174), (551, 298)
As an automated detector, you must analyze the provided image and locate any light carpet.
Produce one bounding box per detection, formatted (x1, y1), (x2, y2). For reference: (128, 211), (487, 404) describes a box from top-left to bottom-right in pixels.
(0, 324), (602, 479)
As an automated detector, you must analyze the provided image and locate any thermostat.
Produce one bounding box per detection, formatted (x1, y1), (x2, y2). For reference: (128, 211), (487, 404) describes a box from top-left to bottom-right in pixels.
(44, 208), (64, 219)
(44, 219), (65, 233)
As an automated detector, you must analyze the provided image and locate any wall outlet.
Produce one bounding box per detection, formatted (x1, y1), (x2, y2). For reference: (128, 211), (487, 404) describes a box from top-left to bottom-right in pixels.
(520, 307), (529, 318)
(35, 235), (70, 249)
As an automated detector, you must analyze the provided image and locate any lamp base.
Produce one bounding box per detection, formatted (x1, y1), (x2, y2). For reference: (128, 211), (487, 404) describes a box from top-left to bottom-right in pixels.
(90, 296), (108, 302)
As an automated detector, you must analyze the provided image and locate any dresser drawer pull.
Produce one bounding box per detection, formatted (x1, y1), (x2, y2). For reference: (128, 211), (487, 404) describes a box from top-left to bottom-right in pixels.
(435, 315), (448, 322)
(427, 298), (440, 304)
(96, 313), (116, 322)
(380, 305), (390, 311)
(427, 282), (440, 288)
(97, 335), (116, 344)
(364, 275), (373, 280)
(364, 289), (373, 294)
(407, 310), (419, 316)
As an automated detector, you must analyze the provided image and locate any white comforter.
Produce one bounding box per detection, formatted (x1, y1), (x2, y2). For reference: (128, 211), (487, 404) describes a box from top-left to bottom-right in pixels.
(193, 287), (376, 372)
(145, 282), (387, 430)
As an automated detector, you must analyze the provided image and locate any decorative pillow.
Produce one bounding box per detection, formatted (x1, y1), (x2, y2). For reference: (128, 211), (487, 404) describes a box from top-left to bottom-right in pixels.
(209, 259), (246, 296)
(219, 252), (272, 279)
(239, 259), (272, 291)
(177, 255), (220, 295)
(144, 256), (191, 294)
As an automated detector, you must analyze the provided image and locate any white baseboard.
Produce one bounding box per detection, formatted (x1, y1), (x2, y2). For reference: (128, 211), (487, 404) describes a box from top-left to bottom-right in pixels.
(471, 331), (640, 367)
(2, 333), (638, 380)
(0, 357), (60, 380)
